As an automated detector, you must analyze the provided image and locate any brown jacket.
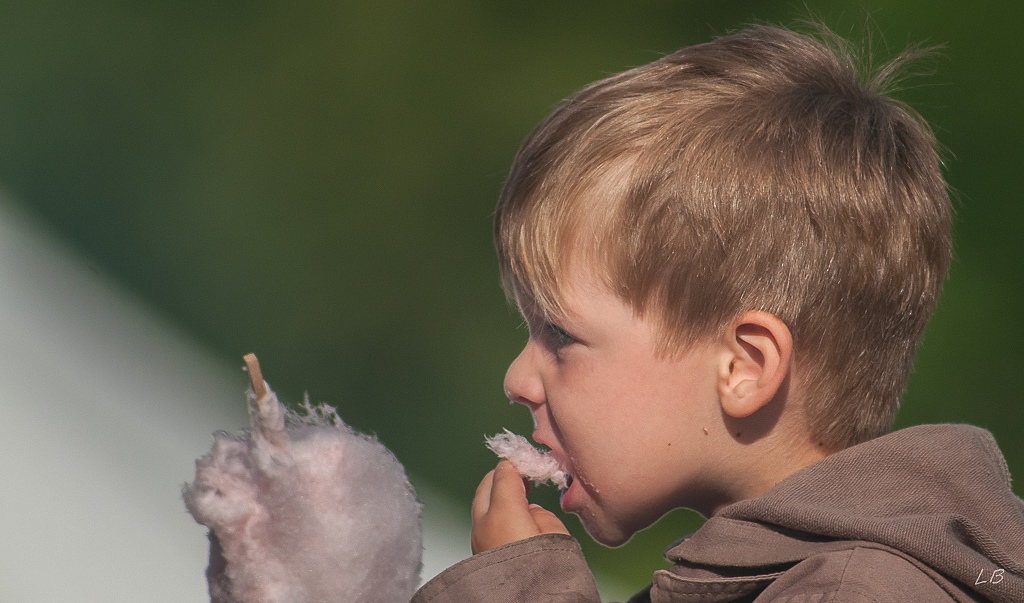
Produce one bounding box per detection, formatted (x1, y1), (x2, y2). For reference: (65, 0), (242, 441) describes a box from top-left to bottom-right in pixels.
(412, 424), (1024, 602)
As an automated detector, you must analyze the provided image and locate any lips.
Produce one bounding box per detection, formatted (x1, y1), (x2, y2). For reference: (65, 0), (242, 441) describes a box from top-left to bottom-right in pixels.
(559, 473), (579, 512)
(524, 434), (582, 512)
(539, 444), (583, 511)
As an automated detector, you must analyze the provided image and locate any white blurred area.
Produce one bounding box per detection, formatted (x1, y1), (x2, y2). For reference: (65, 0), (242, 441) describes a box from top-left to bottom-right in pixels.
(0, 194), (471, 602)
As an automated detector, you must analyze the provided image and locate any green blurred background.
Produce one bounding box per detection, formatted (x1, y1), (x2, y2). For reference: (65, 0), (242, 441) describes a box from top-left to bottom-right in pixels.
(1, 0), (1021, 594)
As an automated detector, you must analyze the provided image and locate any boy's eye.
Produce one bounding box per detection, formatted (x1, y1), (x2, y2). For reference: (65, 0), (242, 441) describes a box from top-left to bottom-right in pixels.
(541, 322), (577, 350)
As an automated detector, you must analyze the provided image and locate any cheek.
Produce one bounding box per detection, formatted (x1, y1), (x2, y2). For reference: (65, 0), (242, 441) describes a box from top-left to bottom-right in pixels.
(550, 359), (652, 440)
(578, 368), (703, 463)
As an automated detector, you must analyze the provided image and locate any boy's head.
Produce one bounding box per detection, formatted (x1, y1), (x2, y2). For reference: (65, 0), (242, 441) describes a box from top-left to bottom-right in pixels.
(495, 25), (951, 453)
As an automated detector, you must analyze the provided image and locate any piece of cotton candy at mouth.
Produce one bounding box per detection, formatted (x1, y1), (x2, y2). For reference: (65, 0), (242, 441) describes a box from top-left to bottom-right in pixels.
(485, 429), (569, 489)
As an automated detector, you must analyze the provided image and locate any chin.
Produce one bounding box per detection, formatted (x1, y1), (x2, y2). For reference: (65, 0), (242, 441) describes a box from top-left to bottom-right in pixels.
(581, 518), (636, 548)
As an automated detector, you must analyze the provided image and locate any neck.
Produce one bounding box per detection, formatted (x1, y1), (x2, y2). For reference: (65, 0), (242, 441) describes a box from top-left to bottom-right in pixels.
(704, 422), (830, 518)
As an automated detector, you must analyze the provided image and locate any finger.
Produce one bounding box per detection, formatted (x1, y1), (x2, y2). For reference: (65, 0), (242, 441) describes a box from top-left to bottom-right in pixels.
(472, 469), (496, 523)
(488, 460), (529, 514)
(529, 504), (571, 536)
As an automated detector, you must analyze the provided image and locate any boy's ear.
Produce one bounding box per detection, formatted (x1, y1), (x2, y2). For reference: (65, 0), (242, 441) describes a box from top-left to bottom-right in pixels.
(717, 310), (793, 419)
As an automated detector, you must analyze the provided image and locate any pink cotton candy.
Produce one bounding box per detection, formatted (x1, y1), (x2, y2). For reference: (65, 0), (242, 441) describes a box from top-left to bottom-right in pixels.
(183, 380), (422, 603)
(485, 430), (569, 489)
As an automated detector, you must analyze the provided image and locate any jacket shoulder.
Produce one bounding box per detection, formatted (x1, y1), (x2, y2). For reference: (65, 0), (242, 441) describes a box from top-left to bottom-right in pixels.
(755, 547), (957, 602)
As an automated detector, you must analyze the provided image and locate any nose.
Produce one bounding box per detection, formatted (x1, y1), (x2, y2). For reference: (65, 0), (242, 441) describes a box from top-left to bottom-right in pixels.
(503, 340), (545, 410)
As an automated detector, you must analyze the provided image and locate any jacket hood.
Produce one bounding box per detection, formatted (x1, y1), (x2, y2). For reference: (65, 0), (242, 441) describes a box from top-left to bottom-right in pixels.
(667, 424), (1024, 602)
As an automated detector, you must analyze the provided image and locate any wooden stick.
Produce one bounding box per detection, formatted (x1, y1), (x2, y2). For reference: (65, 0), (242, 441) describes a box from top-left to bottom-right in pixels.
(243, 353), (268, 399)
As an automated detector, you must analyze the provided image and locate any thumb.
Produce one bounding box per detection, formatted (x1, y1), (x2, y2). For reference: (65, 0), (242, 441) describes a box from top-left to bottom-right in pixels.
(528, 504), (570, 535)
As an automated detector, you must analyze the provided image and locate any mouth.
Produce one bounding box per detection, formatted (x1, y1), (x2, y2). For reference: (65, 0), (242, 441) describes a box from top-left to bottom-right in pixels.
(485, 430), (571, 490)
(551, 454), (573, 492)
(559, 472), (582, 514)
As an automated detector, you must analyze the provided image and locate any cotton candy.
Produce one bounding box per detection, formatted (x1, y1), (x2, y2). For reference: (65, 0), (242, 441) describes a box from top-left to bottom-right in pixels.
(485, 430), (569, 489)
(183, 373), (422, 603)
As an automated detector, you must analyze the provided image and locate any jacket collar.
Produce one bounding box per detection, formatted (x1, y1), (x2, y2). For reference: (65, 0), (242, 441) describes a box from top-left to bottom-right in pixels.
(659, 425), (1024, 603)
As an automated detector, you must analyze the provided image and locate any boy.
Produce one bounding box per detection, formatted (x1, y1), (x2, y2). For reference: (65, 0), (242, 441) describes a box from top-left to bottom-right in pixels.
(412, 25), (1024, 603)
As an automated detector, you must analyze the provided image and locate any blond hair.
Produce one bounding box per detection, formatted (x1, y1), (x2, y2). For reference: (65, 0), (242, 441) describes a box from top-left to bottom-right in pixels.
(494, 25), (952, 450)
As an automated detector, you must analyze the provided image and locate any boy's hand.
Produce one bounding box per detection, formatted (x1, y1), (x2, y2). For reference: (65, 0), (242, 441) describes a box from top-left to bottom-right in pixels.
(471, 460), (570, 554)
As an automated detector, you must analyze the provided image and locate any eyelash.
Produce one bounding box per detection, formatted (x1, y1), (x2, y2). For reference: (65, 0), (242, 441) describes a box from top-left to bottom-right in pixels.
(541, 322), (577, 350)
